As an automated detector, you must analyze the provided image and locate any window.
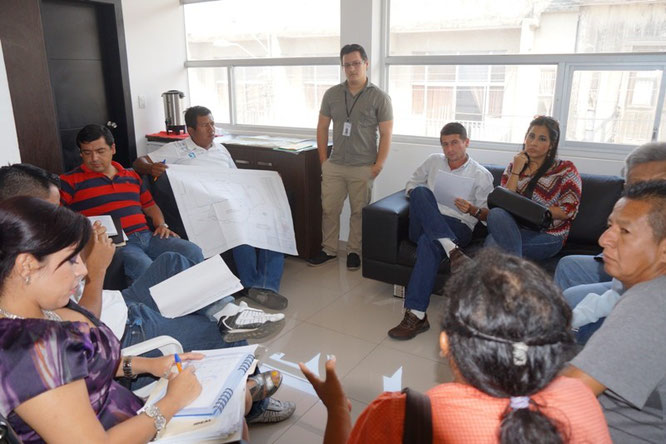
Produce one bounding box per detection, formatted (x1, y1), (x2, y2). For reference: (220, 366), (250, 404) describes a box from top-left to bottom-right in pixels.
(386, 0), (666, 152)
(566, 70), (662, 145)
(389, 0), (666, 56)
(234, 66), (339, 127)
(389, 65), (556, 141)
(184, 0), (340, 59)
(184, 0), (340, 128)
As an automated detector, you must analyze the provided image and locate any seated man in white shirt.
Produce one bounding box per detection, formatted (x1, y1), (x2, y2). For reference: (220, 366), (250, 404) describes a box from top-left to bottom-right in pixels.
(388, 122), (494, 340)
(133, 106), (287, 310)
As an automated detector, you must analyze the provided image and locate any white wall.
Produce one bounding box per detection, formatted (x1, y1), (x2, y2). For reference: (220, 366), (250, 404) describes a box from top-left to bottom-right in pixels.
(121, 0), (189, 157)
(0, 41), (21, 165)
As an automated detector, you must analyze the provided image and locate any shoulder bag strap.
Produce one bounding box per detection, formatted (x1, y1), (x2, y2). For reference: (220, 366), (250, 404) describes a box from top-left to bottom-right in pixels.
(402, 387), (433, 444)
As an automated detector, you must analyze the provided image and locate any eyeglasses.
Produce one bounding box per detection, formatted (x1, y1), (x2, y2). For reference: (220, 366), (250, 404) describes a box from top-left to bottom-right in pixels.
(342, 61), (364, 69)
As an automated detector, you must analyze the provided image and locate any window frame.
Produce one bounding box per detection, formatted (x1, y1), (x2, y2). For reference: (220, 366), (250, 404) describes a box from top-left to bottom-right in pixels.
(383, 0), (666, 157)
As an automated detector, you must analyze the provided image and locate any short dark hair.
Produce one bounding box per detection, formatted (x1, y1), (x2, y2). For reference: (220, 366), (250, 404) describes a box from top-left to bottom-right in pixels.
(442, 249), (575, 444)
(76, 124), (114, 148)
(0, 163), (60, 201)
(440, 122), (468, 141)
(185, 106), (213, 129)
(623, 180), (666, 242)
(0, 196), (90, 292)
(340, 44), (367, 62)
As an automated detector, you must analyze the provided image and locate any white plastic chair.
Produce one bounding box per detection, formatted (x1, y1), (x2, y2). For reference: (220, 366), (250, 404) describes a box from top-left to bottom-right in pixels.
(122, 335), (183, 399)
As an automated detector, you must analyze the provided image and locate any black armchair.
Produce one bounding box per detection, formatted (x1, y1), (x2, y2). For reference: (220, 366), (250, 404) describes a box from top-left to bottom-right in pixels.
(362, 165), (624, 289)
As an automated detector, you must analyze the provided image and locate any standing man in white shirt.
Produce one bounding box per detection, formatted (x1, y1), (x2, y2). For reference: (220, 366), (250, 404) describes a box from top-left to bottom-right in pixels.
(388, 122), (494, 340)
(133, 106), (288, 310)
(308, 44), (393, 270)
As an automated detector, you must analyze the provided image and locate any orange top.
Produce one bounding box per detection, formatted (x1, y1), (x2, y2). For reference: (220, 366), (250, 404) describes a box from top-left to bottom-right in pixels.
(348, 377), (611, 444)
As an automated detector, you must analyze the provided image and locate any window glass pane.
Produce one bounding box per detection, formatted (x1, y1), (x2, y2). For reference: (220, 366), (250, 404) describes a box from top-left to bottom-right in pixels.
(659, 104), (666, 142)
(188, 68), (230, 124)
(234, 66), (339, 127)
(389, 0), (666, 55)
(566, 70), (662, 144)
(389, 65), (556, 141)
(185, 1), (340, 59)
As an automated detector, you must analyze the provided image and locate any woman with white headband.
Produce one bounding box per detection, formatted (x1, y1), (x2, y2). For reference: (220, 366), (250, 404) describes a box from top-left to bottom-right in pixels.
(301, 249), (611, 443)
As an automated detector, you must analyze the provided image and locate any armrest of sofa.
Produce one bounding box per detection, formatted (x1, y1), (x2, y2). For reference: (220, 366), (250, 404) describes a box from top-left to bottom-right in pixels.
(362, 190), (410, 264)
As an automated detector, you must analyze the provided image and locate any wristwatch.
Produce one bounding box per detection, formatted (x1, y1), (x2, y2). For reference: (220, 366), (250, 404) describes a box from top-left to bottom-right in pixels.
(122, 356), (136, 379)
(473, 207), (482, 218)
(143, 404), (167, 438)
(158, 223), (169, 229)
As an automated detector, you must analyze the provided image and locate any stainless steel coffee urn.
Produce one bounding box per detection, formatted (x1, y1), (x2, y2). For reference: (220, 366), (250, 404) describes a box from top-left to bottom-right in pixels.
(162, 90), (186, 134)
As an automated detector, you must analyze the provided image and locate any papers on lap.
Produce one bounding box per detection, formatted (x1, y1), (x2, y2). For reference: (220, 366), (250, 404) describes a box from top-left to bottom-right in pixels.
(166, 164), (298, 257)
(433, 170), (475, 210)
(148, 345), (257, 443)
(149, 255), (243, 318)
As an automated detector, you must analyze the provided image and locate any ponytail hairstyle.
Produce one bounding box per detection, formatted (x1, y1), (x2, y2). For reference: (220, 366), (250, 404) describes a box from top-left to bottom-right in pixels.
(522, 116), (560, 198)
(442, 249), (576, 444)
(0, 196), (91, 293)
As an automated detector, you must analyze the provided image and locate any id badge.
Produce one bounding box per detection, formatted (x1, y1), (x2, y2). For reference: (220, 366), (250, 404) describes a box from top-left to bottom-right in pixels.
(342, 121), (352, 137)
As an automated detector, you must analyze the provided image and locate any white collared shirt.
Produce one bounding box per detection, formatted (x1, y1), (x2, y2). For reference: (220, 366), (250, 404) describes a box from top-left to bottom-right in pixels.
(405, 153), (494, 230)
(148, 137), (236, 170)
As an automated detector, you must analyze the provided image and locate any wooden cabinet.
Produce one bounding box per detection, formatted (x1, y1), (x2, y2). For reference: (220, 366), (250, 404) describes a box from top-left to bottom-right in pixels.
(222, 143), (322, 259)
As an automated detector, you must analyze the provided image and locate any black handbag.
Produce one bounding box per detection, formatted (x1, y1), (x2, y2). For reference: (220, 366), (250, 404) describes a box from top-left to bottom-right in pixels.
(487, 186), (553, 230)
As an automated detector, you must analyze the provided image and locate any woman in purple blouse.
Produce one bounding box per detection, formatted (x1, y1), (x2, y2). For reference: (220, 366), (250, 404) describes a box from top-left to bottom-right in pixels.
(0, 196), (202, 443)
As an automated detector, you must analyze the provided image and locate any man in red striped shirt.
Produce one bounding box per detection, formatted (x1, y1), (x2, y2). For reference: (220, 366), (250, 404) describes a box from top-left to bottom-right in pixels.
(60, 124), (204, 282)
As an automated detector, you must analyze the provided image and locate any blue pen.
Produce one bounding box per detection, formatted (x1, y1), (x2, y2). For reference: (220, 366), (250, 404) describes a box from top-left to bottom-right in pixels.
(153, 159), (166, 182)
(174, 353), (183, 373)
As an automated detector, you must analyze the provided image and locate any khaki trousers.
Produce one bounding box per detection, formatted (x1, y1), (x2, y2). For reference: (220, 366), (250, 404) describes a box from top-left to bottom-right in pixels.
(321, 160), (374, 255)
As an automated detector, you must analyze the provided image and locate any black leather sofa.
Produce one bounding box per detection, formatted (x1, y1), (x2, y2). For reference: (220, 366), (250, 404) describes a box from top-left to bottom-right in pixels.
(361, 165), (624, 289)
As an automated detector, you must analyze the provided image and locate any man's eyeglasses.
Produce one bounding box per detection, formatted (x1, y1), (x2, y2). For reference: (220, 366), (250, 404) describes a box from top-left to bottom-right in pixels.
(342, 61), (364, 69)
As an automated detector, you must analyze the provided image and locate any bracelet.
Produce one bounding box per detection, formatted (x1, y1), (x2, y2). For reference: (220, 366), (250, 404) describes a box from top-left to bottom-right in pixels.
(158, 223), (169, 229)
(122, 356), (136, 379)
(510, 171), (520, 176)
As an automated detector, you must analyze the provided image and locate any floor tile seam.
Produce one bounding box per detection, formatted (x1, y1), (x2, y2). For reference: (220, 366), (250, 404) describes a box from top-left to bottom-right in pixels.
(377, 338), (446, 365)
(295, 293), (347, 322)
(335, 339), (384, 380)
(260, 317), (305, 348)
(299, 320), (383, 351)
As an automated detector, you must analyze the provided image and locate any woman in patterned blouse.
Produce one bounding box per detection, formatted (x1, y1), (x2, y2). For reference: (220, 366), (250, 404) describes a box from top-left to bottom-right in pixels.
(484, 116), (582, 259)
(0, 196), (202, 443)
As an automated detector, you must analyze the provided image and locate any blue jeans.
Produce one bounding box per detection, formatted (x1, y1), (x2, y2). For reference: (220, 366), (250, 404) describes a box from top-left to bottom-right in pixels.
(119, 230), (204, 282)
(233, 245), (284, 292)
(554, 254), (611, 290)
(484, 208), (563, 259)
(404, 187), (472, 312)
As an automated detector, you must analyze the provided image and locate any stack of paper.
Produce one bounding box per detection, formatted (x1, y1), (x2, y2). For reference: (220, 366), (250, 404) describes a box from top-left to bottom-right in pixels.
(148, 345), (258, 443)
(149, 255), (243, 318)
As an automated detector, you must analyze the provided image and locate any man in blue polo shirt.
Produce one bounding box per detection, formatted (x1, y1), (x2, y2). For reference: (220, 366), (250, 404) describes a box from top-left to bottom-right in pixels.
(60, 124), (204, 282)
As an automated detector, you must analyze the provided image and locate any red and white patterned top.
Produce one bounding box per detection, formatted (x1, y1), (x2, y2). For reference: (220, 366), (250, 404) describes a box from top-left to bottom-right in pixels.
(501, 159), (582, 240)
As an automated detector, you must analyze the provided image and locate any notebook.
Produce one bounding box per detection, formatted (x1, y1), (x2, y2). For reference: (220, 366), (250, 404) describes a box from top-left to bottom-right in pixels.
(145, 345), (257, 418)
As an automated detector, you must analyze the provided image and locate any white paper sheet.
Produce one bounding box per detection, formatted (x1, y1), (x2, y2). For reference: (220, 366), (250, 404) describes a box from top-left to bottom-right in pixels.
(166, 164), (298, 257)
(87, 215), (118, 236)
(149, 255), (243, 318)
(433, 170), (475, 209)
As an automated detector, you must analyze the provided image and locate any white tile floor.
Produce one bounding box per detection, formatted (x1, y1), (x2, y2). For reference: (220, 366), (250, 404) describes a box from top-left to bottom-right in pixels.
(243, 255), (454, 444)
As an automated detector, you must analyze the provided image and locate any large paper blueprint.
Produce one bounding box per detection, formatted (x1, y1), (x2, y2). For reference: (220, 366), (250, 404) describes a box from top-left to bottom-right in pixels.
(166, 164), (297, 257)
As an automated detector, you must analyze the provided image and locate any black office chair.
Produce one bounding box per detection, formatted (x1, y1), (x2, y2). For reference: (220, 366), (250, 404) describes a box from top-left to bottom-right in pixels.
(0, 413), (21, 444)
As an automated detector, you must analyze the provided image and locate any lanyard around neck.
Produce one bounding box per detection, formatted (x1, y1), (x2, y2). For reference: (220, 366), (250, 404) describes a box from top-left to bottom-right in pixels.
(344, 88), (364, 121)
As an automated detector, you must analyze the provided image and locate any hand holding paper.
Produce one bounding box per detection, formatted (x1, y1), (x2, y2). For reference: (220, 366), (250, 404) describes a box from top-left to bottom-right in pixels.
(433, 170), (475, 211)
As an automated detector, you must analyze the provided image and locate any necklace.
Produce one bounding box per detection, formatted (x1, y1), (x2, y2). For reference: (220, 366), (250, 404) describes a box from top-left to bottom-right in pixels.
(0, 307), (62, 321)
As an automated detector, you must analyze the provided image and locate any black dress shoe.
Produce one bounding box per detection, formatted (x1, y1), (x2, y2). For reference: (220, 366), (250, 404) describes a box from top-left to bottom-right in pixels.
(307, 250), (337, 267)
(346, 253), (361, 270)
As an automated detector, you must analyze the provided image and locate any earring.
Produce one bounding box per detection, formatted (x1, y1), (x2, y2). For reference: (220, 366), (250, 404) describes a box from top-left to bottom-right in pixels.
(24, 275), (31, 285)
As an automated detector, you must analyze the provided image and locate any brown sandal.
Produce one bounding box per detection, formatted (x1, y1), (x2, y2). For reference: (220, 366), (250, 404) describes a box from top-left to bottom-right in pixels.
(247, 369), (283, 402)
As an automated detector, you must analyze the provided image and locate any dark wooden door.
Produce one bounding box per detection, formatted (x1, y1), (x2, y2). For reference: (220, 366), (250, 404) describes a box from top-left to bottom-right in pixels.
(40, 0), (135, 171)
